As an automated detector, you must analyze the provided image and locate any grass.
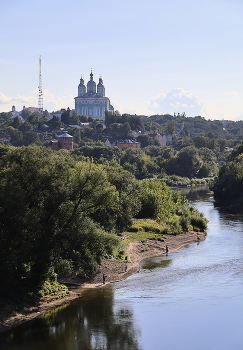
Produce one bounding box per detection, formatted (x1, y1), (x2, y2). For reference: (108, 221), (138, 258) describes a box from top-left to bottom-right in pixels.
(124, 219), (169, 242)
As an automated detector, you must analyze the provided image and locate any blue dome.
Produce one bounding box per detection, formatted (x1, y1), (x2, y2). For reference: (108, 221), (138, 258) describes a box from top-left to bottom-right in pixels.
(97, 77), (105, 97)
(97, 77), (104, 87)
(87, 70), (96, 94)
(78, 76), (86, 96)
(78, 77), (85, 87)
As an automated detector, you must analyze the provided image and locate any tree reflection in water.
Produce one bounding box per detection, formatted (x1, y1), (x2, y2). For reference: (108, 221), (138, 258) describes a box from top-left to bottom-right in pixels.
(1, 286), (142, 350)
(177, 185), (211, 203)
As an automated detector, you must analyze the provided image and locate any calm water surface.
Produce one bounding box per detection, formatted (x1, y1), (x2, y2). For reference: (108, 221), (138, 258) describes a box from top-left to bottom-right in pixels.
(1, 186), (243, 350)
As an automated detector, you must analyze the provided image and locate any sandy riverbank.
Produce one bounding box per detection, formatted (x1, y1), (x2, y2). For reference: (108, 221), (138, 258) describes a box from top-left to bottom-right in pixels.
(0, 231), (205, 333)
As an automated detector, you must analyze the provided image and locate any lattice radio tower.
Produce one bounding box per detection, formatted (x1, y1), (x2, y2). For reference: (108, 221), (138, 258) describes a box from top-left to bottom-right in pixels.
(38, 55), (43, 113)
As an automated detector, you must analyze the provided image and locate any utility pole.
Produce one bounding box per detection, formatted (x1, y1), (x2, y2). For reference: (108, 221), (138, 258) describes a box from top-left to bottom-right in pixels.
(38, 55), (43, 113)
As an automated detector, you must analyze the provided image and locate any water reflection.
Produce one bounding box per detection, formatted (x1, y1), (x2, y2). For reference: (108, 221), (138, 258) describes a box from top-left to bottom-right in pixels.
(176, 185), (212, 202)
(140, 257), (172, 270)
(0, 287), (142, 350)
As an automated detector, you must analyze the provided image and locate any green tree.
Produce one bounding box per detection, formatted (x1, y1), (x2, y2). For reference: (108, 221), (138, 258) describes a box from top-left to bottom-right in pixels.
(70, 112), (80, 125)
(48, 115), (62, 130)
(74, 128), (81, 143)
(21, 108), (32, 120)
(192, 135), (209, 149)
(0, 147), (119, 295)
(10, 116), (23, 129)
(6, 126), (24, 146)
(20, 121), (32, 133)
(23, 131), (40, 145)
(164, 120), (175, 135)
(121, 122), (131, 139)
(61, 108), (71, 125)
(136, 134), (154, 148)
(91, 166), (142, 232)
(26, 112), (39, 125)
(177, 146), (202, 178)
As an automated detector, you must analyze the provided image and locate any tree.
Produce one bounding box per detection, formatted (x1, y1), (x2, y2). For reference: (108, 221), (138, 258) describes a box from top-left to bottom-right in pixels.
(136, 135), (154, 148)
(177, 146), (202, 178)
(70, 112), (79, 125)
(23, 131), (40, 145)
(91, 166), (142, 232)
(217, 138), (228, 152)
(96, 124), (103, 134)
(121, 122), (131, 139)
(213, 142), (243, 206)
(164, 120), (175, 135)
(10, 116), (23, 129)
(20, 121), (32, 133)
(79, 115), (89, 123)
(26, 112), (39, 125)
(105, 111), (119, 127)
(6, 126), (24, 146)
(21, 108), (32, 120)
(192, 135), (209, 149)
(61, 108), (71, 125)
(43, 110), (49, 118)
(74, 128), (81, 143)
(0, 147), (120, 295)
(48, 115), (62, 130)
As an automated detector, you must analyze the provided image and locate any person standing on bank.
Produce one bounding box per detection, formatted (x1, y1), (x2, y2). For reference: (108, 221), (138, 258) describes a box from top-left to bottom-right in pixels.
(125, 262), (127, 272)
(166, 245), (169, 254)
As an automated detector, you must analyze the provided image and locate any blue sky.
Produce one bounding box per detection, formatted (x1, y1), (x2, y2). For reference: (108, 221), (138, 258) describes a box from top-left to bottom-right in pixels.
(1, 0), (243, 120)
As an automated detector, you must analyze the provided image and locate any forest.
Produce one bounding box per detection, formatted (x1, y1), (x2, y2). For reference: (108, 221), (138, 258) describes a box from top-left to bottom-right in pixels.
(213, 142), (243, 206)
(1, 109), (241, 183)
(0, 145), (208, 301)
(1, 109), (242, 301)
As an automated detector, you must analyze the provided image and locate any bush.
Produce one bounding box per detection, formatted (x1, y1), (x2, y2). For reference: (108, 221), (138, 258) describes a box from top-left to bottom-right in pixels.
(38, 281), (70, 299)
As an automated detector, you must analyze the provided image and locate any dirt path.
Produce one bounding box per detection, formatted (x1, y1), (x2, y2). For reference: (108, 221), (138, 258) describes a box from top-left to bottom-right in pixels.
(0, 231), (205, 334)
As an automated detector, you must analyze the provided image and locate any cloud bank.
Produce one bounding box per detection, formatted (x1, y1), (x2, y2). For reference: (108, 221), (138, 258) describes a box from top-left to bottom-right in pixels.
(111, 99), (137, 115)
(0, 90), (74, 112)
(223, 91), (238, 95)
(148, 88), (222, 119)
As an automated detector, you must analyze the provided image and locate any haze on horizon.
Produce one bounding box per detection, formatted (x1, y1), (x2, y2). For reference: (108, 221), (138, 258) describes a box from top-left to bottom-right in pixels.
(1, 0), (243, 121)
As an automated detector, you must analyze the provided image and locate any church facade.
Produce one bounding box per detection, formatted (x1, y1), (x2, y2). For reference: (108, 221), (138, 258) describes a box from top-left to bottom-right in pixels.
(74, 71), (114, 118)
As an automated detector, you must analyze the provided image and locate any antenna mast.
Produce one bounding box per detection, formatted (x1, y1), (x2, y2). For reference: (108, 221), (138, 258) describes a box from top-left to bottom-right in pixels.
(38, 55), (43, 113)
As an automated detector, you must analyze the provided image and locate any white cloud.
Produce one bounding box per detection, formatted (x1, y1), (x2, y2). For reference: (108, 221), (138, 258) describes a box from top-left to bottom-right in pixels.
(233, 113), (243, 121)
(111, 99), (137, 115)
(0, 89), (74, 112)
(148, 88), (223, 119)
(0, 92), (11, 104)
(13, 95), (38, 105)
(223, 91), (238, 95)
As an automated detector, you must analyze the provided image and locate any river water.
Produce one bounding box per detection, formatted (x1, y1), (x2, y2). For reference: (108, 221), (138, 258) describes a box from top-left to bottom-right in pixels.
(1, 186), (243, 350)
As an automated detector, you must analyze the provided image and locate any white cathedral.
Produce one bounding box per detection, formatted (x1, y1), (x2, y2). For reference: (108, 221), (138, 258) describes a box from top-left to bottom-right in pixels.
(74, 70), (114, 118)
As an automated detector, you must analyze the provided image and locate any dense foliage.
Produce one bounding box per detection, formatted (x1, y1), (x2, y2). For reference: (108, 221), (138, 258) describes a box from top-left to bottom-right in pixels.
(137, 181), (208, 233)
(213, 142), (243, 206)
(73, 144), (220, 179)
(0, 145), (141, 300)
(1, 110), (240, 180)
(0, 143), (209, 302)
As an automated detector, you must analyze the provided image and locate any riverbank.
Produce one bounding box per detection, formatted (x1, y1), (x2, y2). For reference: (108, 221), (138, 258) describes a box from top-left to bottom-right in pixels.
(0, 231), (205, 333)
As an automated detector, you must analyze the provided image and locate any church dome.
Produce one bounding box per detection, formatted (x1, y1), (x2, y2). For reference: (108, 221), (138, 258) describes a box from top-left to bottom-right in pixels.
(78, 76), (86, 96)
(87, 70), (96, 94)
(97, 77), (105, 97)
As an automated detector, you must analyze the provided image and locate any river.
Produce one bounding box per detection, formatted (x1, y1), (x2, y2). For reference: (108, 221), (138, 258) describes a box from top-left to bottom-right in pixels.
(1, 186), (243, 350)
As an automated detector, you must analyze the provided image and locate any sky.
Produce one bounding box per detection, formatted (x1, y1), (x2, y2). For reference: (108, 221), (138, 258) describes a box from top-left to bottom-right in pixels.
(1, 0), (243, 120)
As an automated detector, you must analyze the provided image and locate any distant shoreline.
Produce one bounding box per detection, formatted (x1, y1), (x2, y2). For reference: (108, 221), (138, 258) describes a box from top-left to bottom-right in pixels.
(0, 231), (205, 334)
